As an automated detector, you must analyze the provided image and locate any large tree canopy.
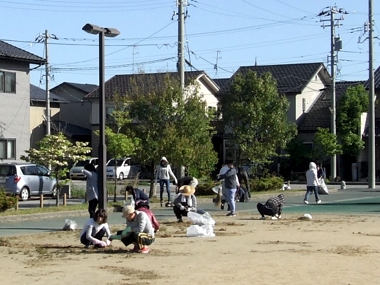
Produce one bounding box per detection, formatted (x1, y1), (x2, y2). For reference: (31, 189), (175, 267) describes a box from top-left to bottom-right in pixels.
(126, 74), (218, 197)
(218, 70), (297, 165)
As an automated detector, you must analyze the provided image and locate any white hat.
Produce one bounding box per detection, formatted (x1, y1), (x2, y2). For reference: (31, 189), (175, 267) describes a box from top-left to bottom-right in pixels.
(161, 156), (168, 162)
(122, 205), (135, 218)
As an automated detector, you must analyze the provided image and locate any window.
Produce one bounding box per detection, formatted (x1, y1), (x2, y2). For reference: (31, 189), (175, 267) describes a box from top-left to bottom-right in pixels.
(303, 142), (313, 152)
(0, 139), (16, 159)
(0, 71), (16, 93)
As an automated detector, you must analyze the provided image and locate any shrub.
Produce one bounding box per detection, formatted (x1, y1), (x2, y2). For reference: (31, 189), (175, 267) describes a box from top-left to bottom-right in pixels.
(195, 179), (220, 196)
(250, 176), (283, 192)
(70, 184), (86, 198)
(0, 190), (17, 212)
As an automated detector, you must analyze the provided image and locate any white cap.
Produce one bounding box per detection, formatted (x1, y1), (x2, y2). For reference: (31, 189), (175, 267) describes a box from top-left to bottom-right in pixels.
(161, 156), (168, 161)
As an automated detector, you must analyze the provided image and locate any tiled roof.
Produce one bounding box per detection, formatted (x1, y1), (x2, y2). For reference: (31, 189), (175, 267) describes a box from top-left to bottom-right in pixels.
(84, 71), (215, 99)
(213, 78), (230, 90)
(51, 82), (98, 94)
(298, 81), (366, 132)
(30, 84), (66, 102)
(0, 40), (45, 65)
(220, 62), (330, 94)
(369, 66), (380, 90)
(51, 121), (91, 137)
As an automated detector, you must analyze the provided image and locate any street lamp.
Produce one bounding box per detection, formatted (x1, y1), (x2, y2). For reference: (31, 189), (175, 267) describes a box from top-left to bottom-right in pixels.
(82, 23), (120, 210)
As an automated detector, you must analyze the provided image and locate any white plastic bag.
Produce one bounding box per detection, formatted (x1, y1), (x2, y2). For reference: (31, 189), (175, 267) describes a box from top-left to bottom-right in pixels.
(187, 211), (215, 226)
(318, 178), (329, 194)
(62, 219), (77, 231)
(186, 224), (215, 237)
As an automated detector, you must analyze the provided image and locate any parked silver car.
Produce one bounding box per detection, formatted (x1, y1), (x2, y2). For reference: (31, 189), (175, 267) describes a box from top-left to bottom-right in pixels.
(106, 157), (141, 180)
(0, 163), (57, 201)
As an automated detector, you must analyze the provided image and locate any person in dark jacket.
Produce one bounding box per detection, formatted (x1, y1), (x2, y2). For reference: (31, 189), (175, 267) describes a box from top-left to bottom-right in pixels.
(125, 185), (150, 209)
(217, 159), (239, 217)
(237, 166), (250, 194)
(257, 194), (285, 220)
(176, 176), (199, 194)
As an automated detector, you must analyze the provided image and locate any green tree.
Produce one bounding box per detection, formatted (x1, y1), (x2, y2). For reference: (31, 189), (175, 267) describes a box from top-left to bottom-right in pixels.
(285, 138), (312, 170)
(127, 74), (218, 197)
(337, 85), (368, 157)
(20, 132), (91, 205)
(312, 127), (342, 162)
(218, 70), (297, 166)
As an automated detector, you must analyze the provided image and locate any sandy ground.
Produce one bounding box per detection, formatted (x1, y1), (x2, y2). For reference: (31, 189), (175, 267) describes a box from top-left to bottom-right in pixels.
(0, 212), (379, 285)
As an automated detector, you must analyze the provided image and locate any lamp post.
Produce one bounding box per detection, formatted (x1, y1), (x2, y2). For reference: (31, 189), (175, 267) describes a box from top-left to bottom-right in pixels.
(82, 23), (120, 210)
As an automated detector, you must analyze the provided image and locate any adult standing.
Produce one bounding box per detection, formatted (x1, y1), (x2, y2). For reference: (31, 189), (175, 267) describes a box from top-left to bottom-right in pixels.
(317, 164), (324, 179)
(237, 166), (250, 194)
(82, 163), (98, 218)
(155, 156), (178, 207)
(217, 159), (239, 216)
(218, 160), (240, 211)
(304, 162), (321, 204)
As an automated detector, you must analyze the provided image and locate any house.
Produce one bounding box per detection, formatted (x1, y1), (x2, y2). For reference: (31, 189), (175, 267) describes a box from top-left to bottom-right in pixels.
(30, 84), (66, 148)
(298, 81), (367, 180)
(50, 82), (98, 102)
(215, 62), (331, 168)
(361, 66), (380, 181)
(0, 40), (45, 162)
(84, 71), (219, 157)
(50, 82), (98, 145)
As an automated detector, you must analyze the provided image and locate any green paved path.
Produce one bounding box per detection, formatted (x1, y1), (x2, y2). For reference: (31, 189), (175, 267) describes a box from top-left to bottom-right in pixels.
(0, 187), (378, 237)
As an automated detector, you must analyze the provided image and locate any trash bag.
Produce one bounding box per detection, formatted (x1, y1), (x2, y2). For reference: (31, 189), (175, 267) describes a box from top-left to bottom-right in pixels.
(62, 219), (77, 231)
(187, 211), (215, 226)
(318, 178), (329, 194)
(186, 224), (215, 237)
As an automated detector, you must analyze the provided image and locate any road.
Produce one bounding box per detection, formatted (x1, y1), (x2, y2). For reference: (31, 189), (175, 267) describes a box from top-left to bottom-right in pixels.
(0, 185), (379, 237)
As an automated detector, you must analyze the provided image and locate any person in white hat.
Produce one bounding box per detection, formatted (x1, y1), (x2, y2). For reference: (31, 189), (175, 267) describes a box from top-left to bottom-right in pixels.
(155, 156), (178, 207)
(172, 185), (197, 223)
(114, 205), (155, 254)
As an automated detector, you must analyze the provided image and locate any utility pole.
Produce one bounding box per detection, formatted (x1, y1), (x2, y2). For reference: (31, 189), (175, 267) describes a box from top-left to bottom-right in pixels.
(45, 30), (51, 135)
(177, 0), (186, 93)
(368, 0), (375, 188)
(36, 31), (58, 135)
(319, 7), (348, 181)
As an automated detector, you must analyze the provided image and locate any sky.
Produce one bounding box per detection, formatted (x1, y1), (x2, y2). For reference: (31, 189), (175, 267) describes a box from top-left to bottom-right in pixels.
(1, 0), (379, 89)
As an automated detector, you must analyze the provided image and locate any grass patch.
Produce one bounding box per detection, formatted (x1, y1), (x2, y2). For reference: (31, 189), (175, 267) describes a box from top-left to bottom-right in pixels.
(0, 203), (88, 216)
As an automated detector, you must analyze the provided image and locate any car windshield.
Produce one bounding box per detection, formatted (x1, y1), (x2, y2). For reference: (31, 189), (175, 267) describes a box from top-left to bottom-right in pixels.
(75, 160), (90, 167)
(107, 159), (129, 167)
